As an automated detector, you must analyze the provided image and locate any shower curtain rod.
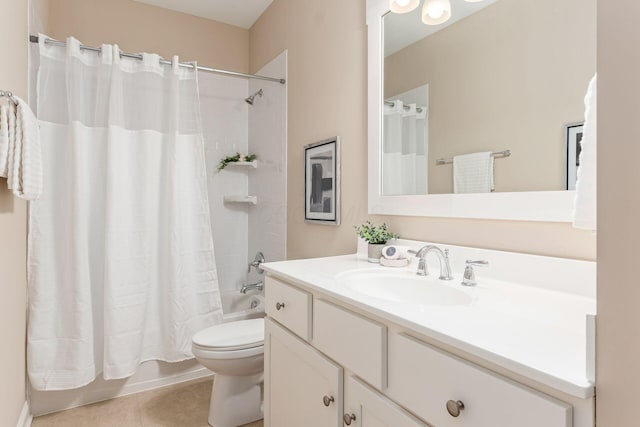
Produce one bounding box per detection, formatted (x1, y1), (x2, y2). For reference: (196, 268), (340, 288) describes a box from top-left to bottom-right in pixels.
(29, 35), (286, 85)
(384, 100), (424, 114)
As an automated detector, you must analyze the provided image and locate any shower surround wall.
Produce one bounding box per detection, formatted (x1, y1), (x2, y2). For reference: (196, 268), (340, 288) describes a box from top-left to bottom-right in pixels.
(200, 72), (250, 292)
(248, 51), (288, 273)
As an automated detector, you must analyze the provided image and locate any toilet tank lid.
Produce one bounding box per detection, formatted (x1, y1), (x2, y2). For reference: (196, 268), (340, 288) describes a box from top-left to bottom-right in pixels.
(192, 318), (264, 349)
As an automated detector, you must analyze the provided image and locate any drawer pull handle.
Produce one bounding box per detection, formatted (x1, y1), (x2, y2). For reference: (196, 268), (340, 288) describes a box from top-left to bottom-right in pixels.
(343, 413), (356, 425)
(323, 395), (335, 407)
(446, 400), (465, 417)
(275, 302), (285, 311)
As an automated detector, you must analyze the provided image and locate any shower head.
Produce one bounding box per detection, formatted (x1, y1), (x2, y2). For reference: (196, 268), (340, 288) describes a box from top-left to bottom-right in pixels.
(245, 89), (263, 105)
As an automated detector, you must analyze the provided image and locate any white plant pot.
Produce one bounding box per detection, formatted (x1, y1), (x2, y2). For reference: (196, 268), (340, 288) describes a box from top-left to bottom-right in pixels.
(367, 243), (386, 263)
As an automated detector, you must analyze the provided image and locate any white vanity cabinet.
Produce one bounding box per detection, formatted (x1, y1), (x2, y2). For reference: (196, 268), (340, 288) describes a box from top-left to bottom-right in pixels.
(265, 318), (343, 427)
(264, 274), (590, 427)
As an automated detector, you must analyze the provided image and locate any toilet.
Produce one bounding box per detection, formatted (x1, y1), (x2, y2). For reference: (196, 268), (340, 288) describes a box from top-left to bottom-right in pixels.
(192, 318), (265, 427)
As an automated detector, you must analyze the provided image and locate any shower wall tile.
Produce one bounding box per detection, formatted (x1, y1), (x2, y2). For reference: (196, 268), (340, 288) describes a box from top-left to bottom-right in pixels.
(199, 73), (249, 292)
(248, 51), (287, 267)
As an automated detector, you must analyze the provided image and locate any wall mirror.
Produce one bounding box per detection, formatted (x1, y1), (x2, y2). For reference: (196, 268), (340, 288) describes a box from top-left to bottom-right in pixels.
(366, 0), (596, 221)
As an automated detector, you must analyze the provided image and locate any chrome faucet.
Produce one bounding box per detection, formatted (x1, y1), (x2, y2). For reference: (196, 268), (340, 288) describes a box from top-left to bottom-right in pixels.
(240, 280), (264, 294)
(412, 245), (454, 280)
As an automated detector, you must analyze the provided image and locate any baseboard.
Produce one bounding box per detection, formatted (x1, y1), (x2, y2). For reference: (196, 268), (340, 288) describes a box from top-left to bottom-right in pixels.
(31, 365), (212, 417)
(114, 366), (212, 399)
(17, 401), (32, 427)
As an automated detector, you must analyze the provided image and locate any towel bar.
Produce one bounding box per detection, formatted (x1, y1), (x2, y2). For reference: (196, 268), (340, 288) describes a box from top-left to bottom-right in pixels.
(436, 149), (511, 165)
(0, 90), (18, 105)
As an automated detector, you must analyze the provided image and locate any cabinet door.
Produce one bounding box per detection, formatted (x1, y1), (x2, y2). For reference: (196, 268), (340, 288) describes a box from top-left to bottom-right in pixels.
(265, 318), (343, 427)
(344, 376), (430, 427)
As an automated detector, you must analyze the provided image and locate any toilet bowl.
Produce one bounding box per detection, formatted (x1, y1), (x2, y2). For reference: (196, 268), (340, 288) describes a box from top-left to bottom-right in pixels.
(192, 318), (265, 427)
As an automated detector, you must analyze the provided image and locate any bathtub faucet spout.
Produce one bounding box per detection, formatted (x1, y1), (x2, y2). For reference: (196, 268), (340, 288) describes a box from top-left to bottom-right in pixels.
(240, 281), (264, 294)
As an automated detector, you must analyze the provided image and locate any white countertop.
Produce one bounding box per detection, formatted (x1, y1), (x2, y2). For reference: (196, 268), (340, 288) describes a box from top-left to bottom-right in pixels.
(262, 252), (596, 399)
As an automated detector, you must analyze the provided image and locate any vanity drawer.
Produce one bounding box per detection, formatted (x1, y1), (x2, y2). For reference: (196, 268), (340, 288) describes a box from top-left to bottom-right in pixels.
(265, 276), (312, 340)
(387, 333), (572, 427)
(312, 299), (387, 390)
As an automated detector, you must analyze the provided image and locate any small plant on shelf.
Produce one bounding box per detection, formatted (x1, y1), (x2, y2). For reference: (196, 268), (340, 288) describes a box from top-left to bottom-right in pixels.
(354, 220), (398, 244)
(217, 153), (258, 171)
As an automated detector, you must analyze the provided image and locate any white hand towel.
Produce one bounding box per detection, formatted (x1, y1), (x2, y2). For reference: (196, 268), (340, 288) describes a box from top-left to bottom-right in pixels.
(453, 151), (494, 194)
(573, 74), (597, 231)
(0, 104), (8, 177)
(5, 102), (17, 187)
(4, 96), (42, 200)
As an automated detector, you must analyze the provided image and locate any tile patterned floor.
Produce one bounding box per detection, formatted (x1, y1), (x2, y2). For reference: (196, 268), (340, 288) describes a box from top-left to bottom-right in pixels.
(32, 377), (263, 427)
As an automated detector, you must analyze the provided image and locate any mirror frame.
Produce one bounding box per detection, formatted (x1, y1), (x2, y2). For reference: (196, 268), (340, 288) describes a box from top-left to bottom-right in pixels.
(366, 0), (576, 222)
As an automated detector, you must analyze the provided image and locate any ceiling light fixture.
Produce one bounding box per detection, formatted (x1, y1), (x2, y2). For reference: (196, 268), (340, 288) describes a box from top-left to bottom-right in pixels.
(389, 0), (420, 13)
(390, 0), (485, 26)
(422, 0), (452, 25)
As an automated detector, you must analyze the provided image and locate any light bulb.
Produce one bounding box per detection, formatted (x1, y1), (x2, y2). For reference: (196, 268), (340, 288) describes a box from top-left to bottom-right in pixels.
(422, 0), (451, 25)
(389, 0), (420, 14)
(427, 4), (445, 19)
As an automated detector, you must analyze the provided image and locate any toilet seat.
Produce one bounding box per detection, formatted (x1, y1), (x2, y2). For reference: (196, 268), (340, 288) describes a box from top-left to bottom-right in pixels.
(192, 342), (264, 360)
(192, 318), (264, 357)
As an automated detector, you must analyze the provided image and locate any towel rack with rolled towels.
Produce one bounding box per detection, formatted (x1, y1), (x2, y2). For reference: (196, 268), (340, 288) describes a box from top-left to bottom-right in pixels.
(436, 149), (511, 165)
(0, 90), (18, 105)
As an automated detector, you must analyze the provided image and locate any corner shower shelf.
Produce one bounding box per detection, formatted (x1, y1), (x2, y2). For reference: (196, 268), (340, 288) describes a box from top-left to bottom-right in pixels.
(225, 160), (258, 169)
(223, 195), (258, 205)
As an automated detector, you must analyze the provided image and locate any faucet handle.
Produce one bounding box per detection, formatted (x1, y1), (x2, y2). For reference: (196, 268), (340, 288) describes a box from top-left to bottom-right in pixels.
(462, 260), (487, 286)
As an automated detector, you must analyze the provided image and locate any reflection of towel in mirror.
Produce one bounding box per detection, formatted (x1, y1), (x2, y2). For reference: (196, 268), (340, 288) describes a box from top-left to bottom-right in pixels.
(573, 74), (597, 231)
(453, 152), (494, 194)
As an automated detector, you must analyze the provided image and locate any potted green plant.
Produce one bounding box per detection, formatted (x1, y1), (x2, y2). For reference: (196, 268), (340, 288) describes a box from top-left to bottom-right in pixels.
(217, 153), (258, 171)
(354, 221), (399, 263)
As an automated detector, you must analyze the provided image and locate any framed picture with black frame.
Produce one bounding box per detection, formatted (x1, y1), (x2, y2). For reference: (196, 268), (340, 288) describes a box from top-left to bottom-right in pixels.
(304, 136), (340, 225)
(565, 122), (584, 190)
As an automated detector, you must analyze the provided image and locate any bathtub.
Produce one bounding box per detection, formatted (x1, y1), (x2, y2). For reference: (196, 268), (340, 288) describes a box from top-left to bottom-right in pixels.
(220, 289), (265, 322)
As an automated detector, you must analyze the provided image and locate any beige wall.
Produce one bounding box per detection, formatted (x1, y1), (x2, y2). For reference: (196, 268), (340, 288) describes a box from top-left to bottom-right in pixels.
(250, 0), (596, 261)
(0, 0), (28, 424)
(250, 0), (370, 260)
(40, 0), (249, 73)
(385, 0), (596, 194)
(596, 0), (640, 424)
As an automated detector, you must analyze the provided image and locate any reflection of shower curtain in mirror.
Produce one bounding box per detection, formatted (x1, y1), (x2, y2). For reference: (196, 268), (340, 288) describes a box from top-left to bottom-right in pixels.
(383, 100), (427, 195)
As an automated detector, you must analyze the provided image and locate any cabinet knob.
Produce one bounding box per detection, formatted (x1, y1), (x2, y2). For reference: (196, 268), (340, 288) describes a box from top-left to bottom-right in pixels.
(343, 413), (356, 425)
(275, 302), (285, 311)
(446, 400), (465, 417)
(322, 395), (335, 407)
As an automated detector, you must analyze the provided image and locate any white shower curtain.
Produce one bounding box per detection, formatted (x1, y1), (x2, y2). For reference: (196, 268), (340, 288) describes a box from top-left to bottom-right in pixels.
(28, 36), (223, 390)
(383, 100), (427, 195)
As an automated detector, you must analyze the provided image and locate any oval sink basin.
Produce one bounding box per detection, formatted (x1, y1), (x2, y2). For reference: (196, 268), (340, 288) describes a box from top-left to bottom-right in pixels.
(337, 270), (473, 307)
